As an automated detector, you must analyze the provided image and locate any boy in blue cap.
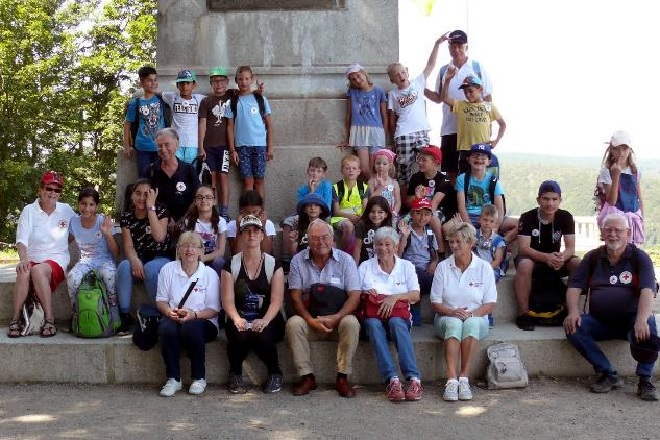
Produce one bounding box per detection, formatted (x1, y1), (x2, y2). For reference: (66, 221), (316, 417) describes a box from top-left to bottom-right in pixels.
(440, 70), (506, 174)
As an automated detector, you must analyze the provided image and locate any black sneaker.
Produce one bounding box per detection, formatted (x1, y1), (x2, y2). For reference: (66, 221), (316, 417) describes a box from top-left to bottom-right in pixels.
(228, 372), (249, 394)
(590, 373), (623, 393)
(637, 379), (659, 401)
(263, 373), (283, 393)
(116, 313), (133, 336)
(515, 313), (535, 331)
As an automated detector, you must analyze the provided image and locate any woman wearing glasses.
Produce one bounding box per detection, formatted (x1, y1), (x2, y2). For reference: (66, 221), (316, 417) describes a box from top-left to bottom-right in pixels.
(221, 215), (286, 394)
(8, 171), (75, 338)
(177, 184), (227, 276)
(430, 221), (497, 402)
(156, 231), (220, 397)
(116, 178), (173, 334)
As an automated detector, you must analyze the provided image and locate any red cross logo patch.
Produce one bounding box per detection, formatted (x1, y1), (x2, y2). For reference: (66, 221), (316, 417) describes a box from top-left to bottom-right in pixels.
(619, 271), (632, 285)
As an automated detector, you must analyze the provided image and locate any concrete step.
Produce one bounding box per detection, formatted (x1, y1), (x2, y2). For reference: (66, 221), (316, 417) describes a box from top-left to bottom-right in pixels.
(0, 321), (644, 385)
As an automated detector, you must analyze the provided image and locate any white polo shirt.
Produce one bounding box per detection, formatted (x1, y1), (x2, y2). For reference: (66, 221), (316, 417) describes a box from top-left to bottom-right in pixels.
(156, 260), (221, 328)
(358, 256), (420, 296)
(430, 254), (497, 312)
(16, 200), (75, 271)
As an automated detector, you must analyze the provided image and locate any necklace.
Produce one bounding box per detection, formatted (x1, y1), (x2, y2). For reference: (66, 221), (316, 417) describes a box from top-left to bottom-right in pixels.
(243, 253), (264, 281)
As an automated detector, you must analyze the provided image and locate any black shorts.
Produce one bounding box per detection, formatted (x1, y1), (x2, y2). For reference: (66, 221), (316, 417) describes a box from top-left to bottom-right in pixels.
(440, 134), (458, 173)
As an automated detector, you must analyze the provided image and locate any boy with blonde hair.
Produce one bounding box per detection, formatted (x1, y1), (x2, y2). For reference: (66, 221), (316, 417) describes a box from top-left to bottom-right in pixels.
(331, 155), (368, 252)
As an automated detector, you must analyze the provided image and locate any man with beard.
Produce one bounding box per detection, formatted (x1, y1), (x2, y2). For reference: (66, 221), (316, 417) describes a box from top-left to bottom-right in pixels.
(564, 213), (659, 401)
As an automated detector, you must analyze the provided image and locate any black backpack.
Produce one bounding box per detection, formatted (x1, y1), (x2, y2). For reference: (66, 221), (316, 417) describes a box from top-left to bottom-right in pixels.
(128, 95), (171, 148)
(463, 172), (507, 215)
(229, 91), (266, 119)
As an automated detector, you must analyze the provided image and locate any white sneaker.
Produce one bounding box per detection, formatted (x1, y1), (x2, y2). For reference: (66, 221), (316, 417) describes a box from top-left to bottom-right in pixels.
(160, 378), (182, 397)
(189, 379), (207, 395)
(443, 380), (459, 401)
(458, 380), (473, 400)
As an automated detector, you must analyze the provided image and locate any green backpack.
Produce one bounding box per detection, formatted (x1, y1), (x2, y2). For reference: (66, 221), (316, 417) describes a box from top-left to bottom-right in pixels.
(74, 271), (119, 338)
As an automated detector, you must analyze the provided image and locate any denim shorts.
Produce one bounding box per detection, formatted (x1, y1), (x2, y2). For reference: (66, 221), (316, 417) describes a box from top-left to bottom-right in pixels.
(238, 145), (267, 179)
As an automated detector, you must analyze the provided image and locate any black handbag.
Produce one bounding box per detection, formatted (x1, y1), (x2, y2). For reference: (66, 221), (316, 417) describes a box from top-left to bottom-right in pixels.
(308, 283), (347, 317)
(132, 278), (198, 350)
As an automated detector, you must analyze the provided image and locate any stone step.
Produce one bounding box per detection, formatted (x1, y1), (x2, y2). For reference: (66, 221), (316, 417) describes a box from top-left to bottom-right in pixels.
(0, 321), (645, 385)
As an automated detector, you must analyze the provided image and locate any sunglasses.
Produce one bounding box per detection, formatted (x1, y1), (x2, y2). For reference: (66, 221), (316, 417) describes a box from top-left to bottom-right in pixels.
(44, 186), (62, 193)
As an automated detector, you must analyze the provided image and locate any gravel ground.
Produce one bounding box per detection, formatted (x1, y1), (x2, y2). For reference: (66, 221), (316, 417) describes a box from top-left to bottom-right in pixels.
(0, 377), (658, 440)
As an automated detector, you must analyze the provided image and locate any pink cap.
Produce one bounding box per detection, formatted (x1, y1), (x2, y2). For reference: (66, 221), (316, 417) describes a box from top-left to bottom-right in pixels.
(373, 148), (396, 163)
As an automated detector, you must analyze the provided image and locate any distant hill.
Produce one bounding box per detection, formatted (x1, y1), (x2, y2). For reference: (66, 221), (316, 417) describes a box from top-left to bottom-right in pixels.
(495, 153), (660, 245)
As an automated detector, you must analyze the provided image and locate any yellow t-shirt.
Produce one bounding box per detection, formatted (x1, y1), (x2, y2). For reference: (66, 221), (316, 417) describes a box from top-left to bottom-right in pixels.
(452, 100), (501, 151)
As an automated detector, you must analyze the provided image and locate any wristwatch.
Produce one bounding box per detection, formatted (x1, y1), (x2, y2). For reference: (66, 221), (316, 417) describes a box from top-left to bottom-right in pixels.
(148, 205), (156, 212)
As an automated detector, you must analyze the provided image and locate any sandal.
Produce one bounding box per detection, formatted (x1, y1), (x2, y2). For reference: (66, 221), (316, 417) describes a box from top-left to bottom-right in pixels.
(7, 320), (23, 338)
(40, 320), (57, 338)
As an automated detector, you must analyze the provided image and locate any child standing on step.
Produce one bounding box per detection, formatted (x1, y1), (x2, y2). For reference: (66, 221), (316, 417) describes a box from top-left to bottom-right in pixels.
(387, 34), (445, 197)
(226, 66), (274, 201)
(340, 64), (388, 179)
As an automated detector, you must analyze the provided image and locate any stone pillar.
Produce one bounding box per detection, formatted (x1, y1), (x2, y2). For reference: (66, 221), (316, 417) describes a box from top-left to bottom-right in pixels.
(117, 0), (399, 224)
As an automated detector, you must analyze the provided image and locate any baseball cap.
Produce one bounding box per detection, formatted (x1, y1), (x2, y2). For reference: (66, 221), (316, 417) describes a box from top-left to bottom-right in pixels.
(239, 215), (264, 232)
(411, 198), (433, 211)
(41, 171), (64, 187)
(373, 148), (396, 163)
(629, 331), (660, 364)
(448, 30), (468, 44)
(345, 63), (364, 76)
(458, 75), (483, 89)
(419, 145), (442, 164)
(209, 67), (228, 77)
(609, 130), (632, 148)
(296, 193), (330, 219)
(538, 180), (561, 197)
(175, 69), (196, 83)
(468, 143), (492, 158)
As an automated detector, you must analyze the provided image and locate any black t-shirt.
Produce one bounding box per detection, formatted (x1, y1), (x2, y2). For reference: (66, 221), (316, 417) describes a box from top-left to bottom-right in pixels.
(120, 203), (173, 261)
(150, 160), (199, 221)
(223, 256), (282, 318)
(355, 220), (377, 263)
(518, 208), (575, 254)
(407, 171), (455, 221)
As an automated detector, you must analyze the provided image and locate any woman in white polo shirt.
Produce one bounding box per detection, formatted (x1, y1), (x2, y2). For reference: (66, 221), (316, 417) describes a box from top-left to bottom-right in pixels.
(156, 231), (221, 397)
(358, 226), (423, 402)
(431, 221), (497, 402)
(8, 171), (75, 338)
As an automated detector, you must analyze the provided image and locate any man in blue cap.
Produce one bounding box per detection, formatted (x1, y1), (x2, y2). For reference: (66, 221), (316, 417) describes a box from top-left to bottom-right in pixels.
(515, 180), (580, 331)
(564, 213), (658, 401)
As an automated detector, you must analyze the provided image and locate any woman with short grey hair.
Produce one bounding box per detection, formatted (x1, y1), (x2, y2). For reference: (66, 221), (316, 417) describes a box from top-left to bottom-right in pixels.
(357, 226), (423, 402)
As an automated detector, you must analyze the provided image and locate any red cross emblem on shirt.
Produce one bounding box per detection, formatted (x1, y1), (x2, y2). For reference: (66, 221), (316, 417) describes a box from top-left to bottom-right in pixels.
(621, 273), (631, 282)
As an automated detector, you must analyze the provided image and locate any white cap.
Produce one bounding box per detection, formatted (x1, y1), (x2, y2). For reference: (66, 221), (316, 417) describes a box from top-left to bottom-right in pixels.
(609, 130), (632, 148)
(345, 63), (364, 76)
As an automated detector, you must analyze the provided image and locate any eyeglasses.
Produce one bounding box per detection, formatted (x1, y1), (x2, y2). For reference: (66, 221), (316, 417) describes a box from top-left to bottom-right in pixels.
(309, 235), (332, 243)
(44, 186), (62, 193)
(178, 243), (203, 249)
(195, 195), (214, 201)
(602, 227), (629, 235)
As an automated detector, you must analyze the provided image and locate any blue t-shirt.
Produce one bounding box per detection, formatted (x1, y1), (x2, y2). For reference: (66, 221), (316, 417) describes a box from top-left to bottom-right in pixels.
(297, 179), (333, 212)
(455, 171), (504, 217)
(125, 96), (166, 152)
(69, 215), (114, 264)
(347, 87), (387, 128)
(225, 94), (272, 147)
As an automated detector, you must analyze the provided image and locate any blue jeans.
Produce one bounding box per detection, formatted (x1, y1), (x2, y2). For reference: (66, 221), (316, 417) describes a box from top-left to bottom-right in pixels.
(136, 150), (158, 178)
(363, 317), (420, 383)
(116, 257), (170, 313)
(566, 313), (657, 377)
(160, 317), (217, 380)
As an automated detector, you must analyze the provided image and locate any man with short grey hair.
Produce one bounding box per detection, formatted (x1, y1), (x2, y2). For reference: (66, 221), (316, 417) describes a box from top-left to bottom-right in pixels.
(564, 213), (658, 401)
(286, 219), (361, 398)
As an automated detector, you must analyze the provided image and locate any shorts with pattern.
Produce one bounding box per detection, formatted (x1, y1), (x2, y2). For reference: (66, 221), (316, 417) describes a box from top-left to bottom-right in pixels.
(205, 145), (230, 174)
(394, 130), (429, 184)
(238, 145), (267, 179)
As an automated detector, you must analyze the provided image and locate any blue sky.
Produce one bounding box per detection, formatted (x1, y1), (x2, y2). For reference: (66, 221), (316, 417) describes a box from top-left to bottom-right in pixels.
(399, 0), (659, 158)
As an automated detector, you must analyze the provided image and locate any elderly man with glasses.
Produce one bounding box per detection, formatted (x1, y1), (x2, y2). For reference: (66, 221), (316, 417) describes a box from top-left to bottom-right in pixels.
(285, 219), (361, 398)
